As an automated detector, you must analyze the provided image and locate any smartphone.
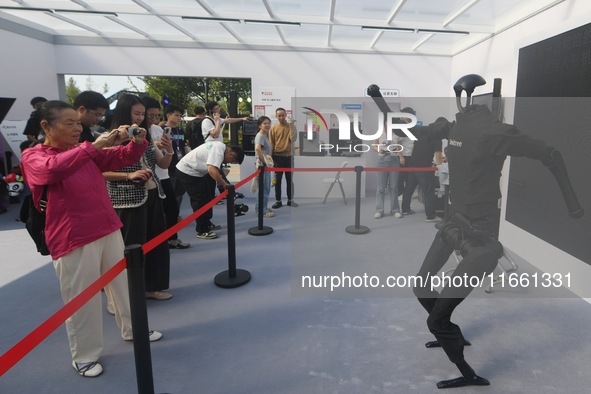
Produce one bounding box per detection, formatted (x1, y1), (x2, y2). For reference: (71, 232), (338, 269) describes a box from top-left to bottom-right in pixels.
(164, 127), (171, 136)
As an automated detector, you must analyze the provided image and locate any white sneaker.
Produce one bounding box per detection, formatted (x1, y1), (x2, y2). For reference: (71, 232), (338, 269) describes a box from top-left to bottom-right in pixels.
(394, 212), (402, 218)
(124, 330), (163, 342)
(72, 361), (103, 377)
(149, 330), (163, 342)
(374, 212), (383, 219)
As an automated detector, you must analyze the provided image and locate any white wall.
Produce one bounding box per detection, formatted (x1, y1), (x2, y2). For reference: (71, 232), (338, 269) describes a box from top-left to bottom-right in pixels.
(0, 31), (59, 120)
(451, 0), (591, 298)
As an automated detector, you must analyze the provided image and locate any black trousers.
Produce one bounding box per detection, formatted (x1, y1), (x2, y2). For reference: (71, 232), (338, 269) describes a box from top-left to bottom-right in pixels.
(177, 171), (215, 234)
(413, 229), (499, 364)
(116, 189), (170, 292)
(272, 155), (293, 201)
(160, 178), (180, 241)
(397, 155), (412, 196)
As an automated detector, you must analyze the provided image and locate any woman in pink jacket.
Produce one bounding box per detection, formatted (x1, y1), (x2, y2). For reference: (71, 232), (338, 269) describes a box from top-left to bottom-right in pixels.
(20, 100), (162, 378)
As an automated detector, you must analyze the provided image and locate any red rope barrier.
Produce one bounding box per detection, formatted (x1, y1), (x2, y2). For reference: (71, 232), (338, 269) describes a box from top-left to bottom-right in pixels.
(265, 166), (437, 173)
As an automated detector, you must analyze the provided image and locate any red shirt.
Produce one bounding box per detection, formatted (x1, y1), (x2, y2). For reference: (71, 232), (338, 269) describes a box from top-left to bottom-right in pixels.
(20, 141), (147, 259)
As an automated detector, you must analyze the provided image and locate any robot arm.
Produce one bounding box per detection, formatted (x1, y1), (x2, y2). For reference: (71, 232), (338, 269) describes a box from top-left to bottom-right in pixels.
(542, 147), (584, 218)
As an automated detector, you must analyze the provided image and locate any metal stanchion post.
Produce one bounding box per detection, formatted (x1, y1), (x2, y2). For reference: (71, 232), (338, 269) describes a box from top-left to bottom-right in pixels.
(215, 185), (251, 288)
(248, 166), (273, 236)
(125, 244), (155, 394)
(346, 165), (370, 234)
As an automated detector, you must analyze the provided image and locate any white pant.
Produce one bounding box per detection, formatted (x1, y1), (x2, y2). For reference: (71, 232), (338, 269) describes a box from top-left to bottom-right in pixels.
(54, 230), (133, 363)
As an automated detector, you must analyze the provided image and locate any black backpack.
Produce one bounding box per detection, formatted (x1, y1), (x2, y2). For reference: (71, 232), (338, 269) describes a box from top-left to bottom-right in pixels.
(20, 186), (50, 256)
(187, 116), (213, 150)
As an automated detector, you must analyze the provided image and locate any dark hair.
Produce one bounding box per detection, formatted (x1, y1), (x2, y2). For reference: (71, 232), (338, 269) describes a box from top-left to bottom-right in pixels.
(228, 145), (244, 164)
(73, 91), (109, 111)
(257, 116), (271, 129)
(194, 106), (206, 116)
(275, 107), (286, 113)
(38, 100), (75, 127)
(164, 104), (183, 116)
(110, 94), (144, 127)
(142, 96), (161, 111)
(205, 101), (219, 114)
(30, 96), (47, 106)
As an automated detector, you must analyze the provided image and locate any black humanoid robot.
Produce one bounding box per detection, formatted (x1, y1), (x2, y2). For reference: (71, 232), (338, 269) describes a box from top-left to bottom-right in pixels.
(369, 76), (583, 389)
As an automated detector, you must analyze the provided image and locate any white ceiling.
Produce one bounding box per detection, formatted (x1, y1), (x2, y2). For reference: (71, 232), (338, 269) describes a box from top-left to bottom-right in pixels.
(0, 0), (566, 56)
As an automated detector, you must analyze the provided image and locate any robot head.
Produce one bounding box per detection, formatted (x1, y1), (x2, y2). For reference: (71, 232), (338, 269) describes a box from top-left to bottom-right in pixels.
(453, 74), (486, 112)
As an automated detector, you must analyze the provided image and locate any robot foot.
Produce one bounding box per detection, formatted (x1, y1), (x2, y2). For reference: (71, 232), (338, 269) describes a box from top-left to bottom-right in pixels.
(425, 339), (471, 348)
(436, 375), (490, 389)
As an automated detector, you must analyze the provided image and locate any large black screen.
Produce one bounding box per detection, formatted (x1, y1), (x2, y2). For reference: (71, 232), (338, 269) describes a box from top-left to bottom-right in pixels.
(507, 23), (591, 264)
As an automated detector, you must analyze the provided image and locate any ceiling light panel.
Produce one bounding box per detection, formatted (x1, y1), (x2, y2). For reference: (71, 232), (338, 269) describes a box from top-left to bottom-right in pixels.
(268, 0), (332, 19)
(334, 0), (397, 21)
(206, 0), (270, 20)
(394, 0), (468, 24)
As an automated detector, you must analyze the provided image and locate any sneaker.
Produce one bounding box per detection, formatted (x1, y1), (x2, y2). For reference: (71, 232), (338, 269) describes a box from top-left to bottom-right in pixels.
(287, 200), (299, 207)
(207, 223), (222, 231)
(374, 212), (383, 219)
(124, 330), (163, 343)
(263, 211), (275, 218)
(145, 291), (173, 300)
(196, 231), (218, 240)
(148, 330), (163, 342)
(425, 217), (439, 223)
(402, 210), (415, 216)
(72, 361), (103, 377)
(393, 212), (402, 218)
(168, 239), (190, 249)
(272, 201), (283, 209)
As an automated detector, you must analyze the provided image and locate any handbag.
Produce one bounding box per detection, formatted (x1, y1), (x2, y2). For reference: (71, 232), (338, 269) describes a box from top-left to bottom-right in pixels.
(22, 185), (50, 256)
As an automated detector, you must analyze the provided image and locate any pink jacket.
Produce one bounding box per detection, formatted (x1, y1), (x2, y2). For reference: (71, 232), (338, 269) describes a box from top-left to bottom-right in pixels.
(20, 141), (147, 259)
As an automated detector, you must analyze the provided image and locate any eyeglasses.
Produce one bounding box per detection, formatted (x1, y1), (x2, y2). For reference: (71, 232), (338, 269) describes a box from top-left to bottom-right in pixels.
(89, 110), (106, 121)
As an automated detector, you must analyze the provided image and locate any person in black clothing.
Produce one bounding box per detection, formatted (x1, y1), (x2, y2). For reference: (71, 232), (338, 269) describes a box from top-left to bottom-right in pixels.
(21, 96), (47, 151)
(73, 91), (109, 143)
(400, 108), (444, 222)
(162, 104), (188, 208)
(413, 74), (577, 389)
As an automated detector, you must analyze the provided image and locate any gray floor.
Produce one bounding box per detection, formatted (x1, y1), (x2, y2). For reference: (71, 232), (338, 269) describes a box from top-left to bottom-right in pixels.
(1, 192), (591, 394)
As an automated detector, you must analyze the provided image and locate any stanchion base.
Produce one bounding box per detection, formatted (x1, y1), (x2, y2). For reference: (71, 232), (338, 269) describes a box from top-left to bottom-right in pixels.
(214, 269), (251, 288)
(346, 225), (370, 235)
(248, 226), (273, 236)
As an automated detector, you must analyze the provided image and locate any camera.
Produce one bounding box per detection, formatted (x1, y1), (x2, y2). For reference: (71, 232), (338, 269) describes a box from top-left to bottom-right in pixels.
(127, 126), (141, 139)
(234, 202), (249, 217)
(233, 191), (249, 216)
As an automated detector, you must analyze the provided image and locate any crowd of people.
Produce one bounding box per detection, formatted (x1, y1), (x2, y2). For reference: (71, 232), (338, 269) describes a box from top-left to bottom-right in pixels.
(15, 88), (470, 383)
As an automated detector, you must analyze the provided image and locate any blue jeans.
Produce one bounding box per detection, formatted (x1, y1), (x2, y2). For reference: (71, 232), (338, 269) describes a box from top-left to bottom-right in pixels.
(255, 171), (271, 213)
(375, 155), (400, 214)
